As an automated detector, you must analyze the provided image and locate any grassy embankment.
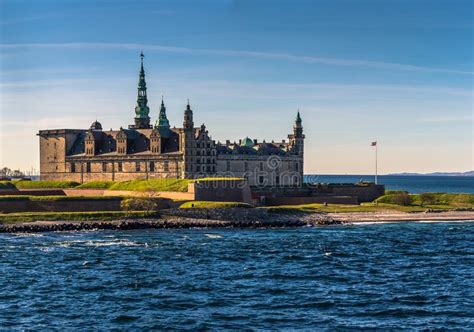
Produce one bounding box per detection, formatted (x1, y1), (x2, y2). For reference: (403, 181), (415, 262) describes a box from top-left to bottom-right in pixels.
(0, 195), (120, 201)
(4, 178), (243, 192)
(266, 192), (474, 214)
(179, 201), (253, 209)
(0, 211), (157, 223)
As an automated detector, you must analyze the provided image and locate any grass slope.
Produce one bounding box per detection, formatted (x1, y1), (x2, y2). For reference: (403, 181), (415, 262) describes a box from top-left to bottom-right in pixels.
(180, 201), (252, 209)
(0, 195), (122, 201)
(0, 211), (157, 223)
(14, 180), (80, 189)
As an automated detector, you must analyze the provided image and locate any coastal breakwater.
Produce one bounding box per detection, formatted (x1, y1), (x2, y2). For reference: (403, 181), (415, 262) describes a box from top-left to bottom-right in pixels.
(0, 208), (340, 233)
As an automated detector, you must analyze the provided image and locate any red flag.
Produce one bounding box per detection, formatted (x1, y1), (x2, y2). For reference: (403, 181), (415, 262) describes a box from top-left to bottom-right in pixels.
(371, 141), (377, 146)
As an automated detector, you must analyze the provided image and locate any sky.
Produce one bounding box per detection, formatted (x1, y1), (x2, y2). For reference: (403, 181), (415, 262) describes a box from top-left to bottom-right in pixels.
(0, 0), (472, 175)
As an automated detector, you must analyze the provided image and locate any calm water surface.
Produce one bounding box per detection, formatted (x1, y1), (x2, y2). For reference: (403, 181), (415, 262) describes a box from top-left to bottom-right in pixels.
(305, 175), (474, 194)
(1, 222), (474, 329)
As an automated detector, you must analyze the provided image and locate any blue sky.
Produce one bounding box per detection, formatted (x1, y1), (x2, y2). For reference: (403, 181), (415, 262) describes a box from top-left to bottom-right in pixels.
(1, 0), (472, 174)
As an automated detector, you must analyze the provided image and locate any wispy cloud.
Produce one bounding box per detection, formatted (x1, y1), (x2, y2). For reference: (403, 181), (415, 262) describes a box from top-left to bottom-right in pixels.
(1, 42), (472, 75)
(417, 115), (474, 123)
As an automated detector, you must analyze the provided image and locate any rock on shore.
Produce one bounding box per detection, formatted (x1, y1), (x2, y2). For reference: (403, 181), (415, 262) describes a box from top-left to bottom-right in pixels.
(0, 208), (340, 233)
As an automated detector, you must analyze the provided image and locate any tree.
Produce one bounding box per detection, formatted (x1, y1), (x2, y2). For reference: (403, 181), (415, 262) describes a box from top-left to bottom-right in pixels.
(420, 193), (437, 206)
(392, 193), (413, 206)
(0, 167), (12, 177)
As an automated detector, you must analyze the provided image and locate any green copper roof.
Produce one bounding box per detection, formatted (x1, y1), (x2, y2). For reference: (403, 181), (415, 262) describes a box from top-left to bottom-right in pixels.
(135, 52), (150, 119)
(240, 137), (254, 147)
(155, 97), (171, 137)
(296, 111), (302, 124)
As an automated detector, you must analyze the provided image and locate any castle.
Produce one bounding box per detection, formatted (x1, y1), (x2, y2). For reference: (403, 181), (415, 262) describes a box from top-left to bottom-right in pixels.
(38, 53), (305, 186)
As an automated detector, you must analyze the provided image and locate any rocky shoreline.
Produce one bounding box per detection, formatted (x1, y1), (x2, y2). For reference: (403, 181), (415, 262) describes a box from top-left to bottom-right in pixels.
(1, 209), (473, 233)
(0, 208), (340, 233)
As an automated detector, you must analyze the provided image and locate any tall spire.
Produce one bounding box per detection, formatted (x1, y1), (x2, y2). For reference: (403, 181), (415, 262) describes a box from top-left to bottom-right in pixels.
(156, 94), (170, 135)
(133, 52), (151, 129)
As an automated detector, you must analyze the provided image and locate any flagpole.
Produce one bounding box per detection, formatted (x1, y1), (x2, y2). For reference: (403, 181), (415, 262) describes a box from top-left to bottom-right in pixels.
(375, 143), (378, 185)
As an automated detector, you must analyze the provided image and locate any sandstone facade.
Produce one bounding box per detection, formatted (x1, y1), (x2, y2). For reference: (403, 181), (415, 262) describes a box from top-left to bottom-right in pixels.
(38, 54), (305, 186)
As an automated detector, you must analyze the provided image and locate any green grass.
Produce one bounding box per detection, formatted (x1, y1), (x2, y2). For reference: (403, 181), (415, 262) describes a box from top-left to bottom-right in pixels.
(376, 192), (474, 207)
(179, 201), (253, 209)
(266, 193), (474, 214)
(0, 211), (157, 223)
(75, 181), (116, 189)
(264, 203), (445, 214)
(192, 177), (243, 183)
(14, 180), (80, 189)
(0, 195), (122, 202)
(108, 179), (192, 192)
(0, 181), (16, 190)
(2, 177), (244, 192)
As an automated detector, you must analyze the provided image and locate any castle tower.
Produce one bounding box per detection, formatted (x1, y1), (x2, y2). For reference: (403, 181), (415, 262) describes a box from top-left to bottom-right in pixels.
(288, 111), (305, 184)
(293, 111), (304, 156)
(133, 52), (151, 129)
(182, 100), (196, 178)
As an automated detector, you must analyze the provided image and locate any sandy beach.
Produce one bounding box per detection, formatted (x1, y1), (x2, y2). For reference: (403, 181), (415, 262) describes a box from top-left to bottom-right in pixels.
(329, 211), (474, 223)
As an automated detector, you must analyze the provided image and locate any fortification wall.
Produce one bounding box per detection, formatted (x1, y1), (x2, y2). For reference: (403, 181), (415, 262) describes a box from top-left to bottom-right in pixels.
(0, 198), (122, 213)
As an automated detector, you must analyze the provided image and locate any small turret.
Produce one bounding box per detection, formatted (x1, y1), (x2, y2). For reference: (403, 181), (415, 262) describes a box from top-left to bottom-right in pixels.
(294, 110), (303, 138)
(183, 99), (194, 130)
(155, 95), (171, 138)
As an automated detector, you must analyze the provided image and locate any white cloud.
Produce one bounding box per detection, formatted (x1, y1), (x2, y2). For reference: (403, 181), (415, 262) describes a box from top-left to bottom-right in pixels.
(1, 42), (472, 75)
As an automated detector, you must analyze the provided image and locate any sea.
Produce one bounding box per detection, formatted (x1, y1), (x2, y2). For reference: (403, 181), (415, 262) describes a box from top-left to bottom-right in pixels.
(1, 223), (474, 329)
(304, 174), (474, 194)
(1, 175), (473, 329)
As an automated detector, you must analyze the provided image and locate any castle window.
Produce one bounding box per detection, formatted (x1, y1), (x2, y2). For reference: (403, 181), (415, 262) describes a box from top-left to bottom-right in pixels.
(102, 162), (107, 172)
(259, 176), (264, 185)
(118, 162), (122, 172)
(260, 162), (264, 171)
(201, 166), (205, 172)
(135, 162), (141, 172)
(197, 158), (201, 164)
(197, 150), (200, 156)
(207, 158), (210, 164)
(275, 174), (280, 185)
(149, 162), (155, 172)
(86, 162), (91, 173)
(70, 163), (75, 173)
(226, 160), (230, 171)
(163, 161), (169, 172)
(207, 143), (210, 148)
(207, 166), (211, 172)
(295, 162), (299, 171)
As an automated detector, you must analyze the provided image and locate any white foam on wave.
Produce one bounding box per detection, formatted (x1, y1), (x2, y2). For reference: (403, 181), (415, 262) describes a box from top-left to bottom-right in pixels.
(205, 234), (222, 239)
(53, 239), (145, 248)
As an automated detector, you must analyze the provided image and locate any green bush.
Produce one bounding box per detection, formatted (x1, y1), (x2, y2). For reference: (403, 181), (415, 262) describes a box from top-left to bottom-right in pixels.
(75, 181), (115, 189)
(14, 180), (79, 189)
(179, 201), (253, 209)
(120, 197), (168, 212)
(0, 181), (16, 190)
(419, 193), (438, 206)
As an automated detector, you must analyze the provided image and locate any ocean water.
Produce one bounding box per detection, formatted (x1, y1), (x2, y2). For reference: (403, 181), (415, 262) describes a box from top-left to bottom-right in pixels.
(305, 175), (474, 194)
(1, 223), (474, 329)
